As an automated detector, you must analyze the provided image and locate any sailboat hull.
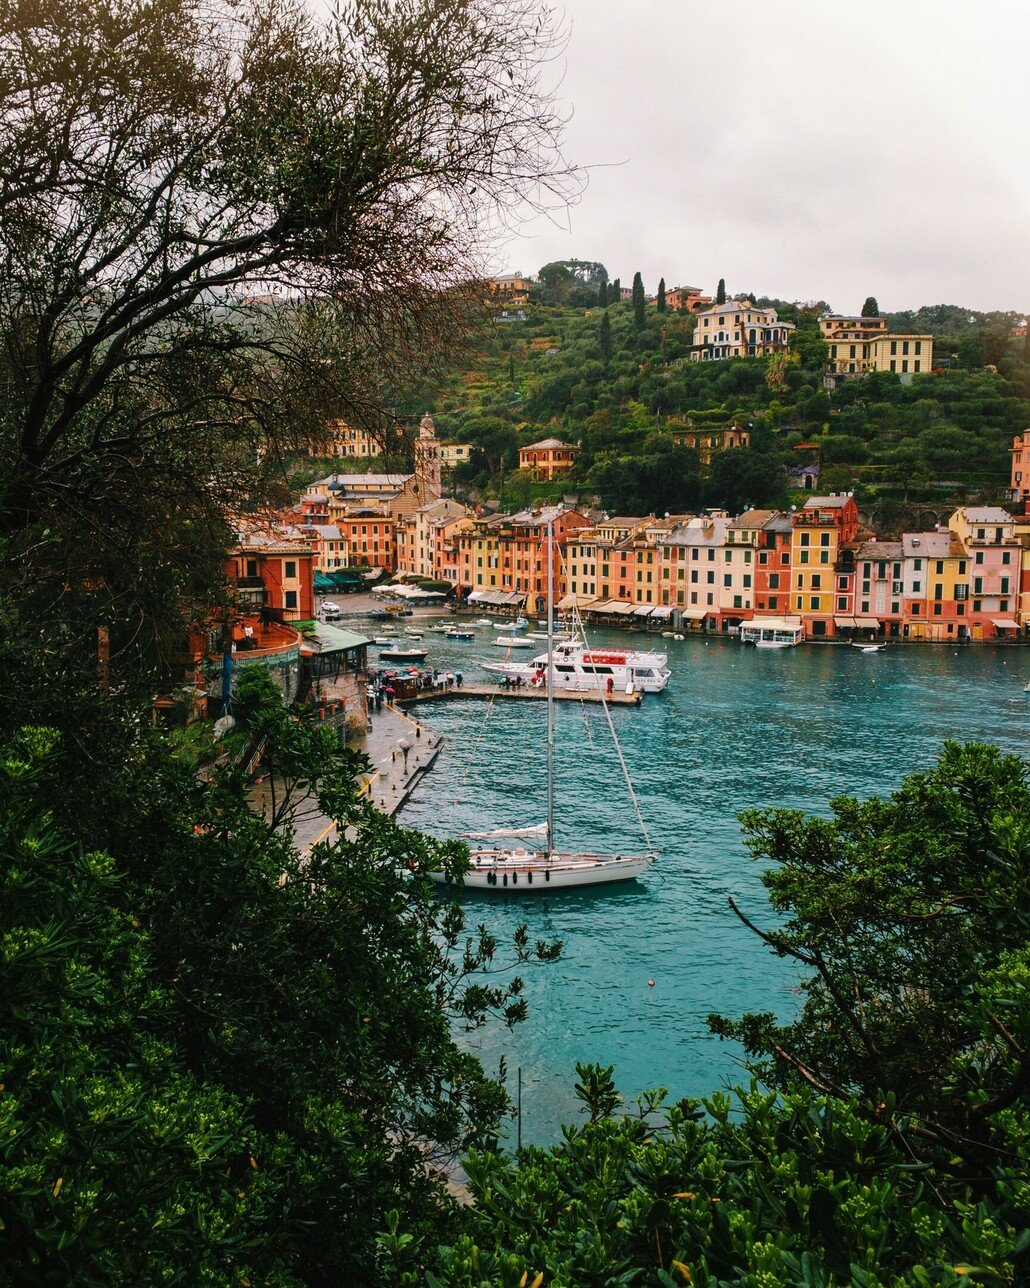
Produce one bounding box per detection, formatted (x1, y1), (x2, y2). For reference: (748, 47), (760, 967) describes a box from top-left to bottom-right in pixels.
(429, 850), (653, 891)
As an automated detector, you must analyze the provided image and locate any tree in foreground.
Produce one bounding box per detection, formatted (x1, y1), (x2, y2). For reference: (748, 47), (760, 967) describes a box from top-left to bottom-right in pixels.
(0, 0), (575, 693)
(0, 670), (560, 1281)
(402, 743), (1030, 1285)
(709, 741), (1030, 1171)
(862, 295), (881, 317)
(598, 310), (613, 363)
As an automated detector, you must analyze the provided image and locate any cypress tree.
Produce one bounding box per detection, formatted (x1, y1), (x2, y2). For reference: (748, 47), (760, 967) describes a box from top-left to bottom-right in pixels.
(599, 310), (612, 363)
(597, 280), (608, 307)
(657, 277), (666, 312)
(716, 278), (726, 305)
(632, 271), (645, 329)
(611, 277), (621, 302)
(861, 296), (879, 317)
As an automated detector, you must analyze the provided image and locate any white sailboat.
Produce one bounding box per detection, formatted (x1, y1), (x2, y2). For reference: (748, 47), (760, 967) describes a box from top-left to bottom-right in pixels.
(430, 517), (656, 893)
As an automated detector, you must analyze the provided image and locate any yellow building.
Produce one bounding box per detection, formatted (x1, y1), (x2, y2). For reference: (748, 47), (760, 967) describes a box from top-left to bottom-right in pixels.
(486, 273), (532, 305)
(670, 421), (751, 466)
(789, 495), (861, 637)
(690, 300), (795, 361)
(439, 443), (474, 469)
(821, 316), (934, 376)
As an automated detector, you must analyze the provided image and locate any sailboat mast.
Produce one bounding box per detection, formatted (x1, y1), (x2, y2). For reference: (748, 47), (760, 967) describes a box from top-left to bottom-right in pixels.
(546, 515), (555, 856)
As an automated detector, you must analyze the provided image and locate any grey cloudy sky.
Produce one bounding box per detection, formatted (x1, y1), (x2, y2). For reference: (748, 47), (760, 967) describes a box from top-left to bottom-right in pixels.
(496, 0), (1029, 314)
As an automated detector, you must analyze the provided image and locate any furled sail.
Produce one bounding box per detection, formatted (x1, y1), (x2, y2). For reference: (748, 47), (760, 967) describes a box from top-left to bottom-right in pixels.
(467, 822), (548, 840)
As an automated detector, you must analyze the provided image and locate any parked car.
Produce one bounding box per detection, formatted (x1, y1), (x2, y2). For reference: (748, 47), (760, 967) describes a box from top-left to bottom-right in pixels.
(321, 600), (342, 621)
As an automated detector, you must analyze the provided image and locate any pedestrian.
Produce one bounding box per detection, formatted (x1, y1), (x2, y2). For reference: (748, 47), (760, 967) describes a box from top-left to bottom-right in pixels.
(455, 671), (463, 688)
(606, 675), (614, 697)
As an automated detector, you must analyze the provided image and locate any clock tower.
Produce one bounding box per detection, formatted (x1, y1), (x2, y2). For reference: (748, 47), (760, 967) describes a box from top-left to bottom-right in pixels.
(413, 412), (442, 503)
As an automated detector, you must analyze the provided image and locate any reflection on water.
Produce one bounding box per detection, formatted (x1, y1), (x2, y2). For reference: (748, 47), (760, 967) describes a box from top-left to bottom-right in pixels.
(396, 625), (1030, 1143)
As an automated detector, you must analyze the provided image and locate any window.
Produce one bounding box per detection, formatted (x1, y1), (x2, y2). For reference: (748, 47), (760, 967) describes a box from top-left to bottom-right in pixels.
(246, 559), (258, 578)
(743, 574), (752, 588)
(820, 532), (830, 546)
(812, 574), (822, 589)
(837, 597), (848, 610)
(707, 570), (715, 584)
(890, 340), (897, 355)
(284, 590), (298, 609)
(838, 576), (848, 590)
(820, 551), (829, 564)
(973, 577), (983, 595)
(769, 571), (780, 590)
(723, 574), (732, 587)
(861, 601), (869, 612)
(769, 596), (778, 609)
(1002, 551), (1011, 565)
(912, 580), (921, 593)
(799, 550), (809, 564)
(933, 603), (942, 616)
(810, 596), (820, 610)
(800, 532), (810, 546)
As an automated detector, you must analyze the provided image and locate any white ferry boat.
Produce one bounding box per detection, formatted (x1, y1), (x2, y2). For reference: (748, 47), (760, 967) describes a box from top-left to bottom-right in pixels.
(479, 640), (670, 693)
(739, 617), (804, 649)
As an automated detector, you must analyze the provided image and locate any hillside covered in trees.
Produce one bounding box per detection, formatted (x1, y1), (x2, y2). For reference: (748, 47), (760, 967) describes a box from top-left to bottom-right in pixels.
(411, 276), (1029, 521)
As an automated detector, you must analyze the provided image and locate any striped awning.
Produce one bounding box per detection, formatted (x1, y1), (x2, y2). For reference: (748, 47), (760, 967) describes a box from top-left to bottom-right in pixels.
(633, 605), (654, 616)
(833, 615), (857, 628)
(681, 608), (707, 620)
(991, 617), (1019, 629)
(853, 617), (881, 629)
(651, 607), (675, 619)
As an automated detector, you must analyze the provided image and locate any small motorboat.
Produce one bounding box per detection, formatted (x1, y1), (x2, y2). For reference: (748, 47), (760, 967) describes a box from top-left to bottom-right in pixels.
(378, 647), (429, 662)
(493, 636), (534, 648)
(443, 629), (476, 641)
(1024, 680), (1030, 693)
(512, 616), (529, 630)
(372, 634), (400, 645)
(852, 642), (887, 653)
(404, 631), (424, 640)
(474, 618), (494, 626)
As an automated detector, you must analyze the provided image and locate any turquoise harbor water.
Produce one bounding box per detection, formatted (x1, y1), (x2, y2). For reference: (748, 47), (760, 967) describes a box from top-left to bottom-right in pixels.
(394, 624), (1029, 1144)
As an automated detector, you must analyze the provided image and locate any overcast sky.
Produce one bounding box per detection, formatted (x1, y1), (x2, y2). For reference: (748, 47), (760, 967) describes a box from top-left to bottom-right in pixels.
(495, 0), (1029, 314)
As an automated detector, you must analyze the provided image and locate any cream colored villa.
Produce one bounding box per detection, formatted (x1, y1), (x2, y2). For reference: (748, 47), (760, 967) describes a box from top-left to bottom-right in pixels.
(690, 299), (795, 361)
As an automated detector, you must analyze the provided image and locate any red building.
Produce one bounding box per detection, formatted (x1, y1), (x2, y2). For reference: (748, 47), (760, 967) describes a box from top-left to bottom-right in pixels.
(752, 513), (794, 616)
(518, 438), (580, 481)
(231, 521), (316, 623)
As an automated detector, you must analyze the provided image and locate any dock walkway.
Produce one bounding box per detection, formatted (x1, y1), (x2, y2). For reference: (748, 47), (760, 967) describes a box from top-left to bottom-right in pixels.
(396, 681), (643, 708)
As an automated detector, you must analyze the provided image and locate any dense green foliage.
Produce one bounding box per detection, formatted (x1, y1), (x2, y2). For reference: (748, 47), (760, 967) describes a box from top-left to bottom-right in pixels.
(430, 295), (1029, 518)
(0, 672), (558, 1282)
(406, 744), (1030, 1286)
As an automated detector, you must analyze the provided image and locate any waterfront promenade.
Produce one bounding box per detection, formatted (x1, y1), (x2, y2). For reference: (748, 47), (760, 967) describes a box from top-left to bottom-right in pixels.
(396, 680), (643, 708)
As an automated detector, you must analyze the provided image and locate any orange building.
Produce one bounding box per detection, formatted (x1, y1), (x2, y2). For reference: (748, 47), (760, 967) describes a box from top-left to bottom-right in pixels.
(518, 438), (580, 481)
(336, 510), (396, 572)
(461, 506), (590, 611)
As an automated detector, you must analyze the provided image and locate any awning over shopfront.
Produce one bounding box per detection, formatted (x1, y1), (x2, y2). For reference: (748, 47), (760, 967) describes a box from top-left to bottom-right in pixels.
(604, 601), (638, 615)
(633, 605), (654, 616)
(991, 617), (1020, 630)
(833, 615), (858, 628)
(651, 607), (675, 619)
(556, 593), (597, 610)
(467, 589), (526, 607)
(681, 608), (708, 620)
(853, 617), (881, 630)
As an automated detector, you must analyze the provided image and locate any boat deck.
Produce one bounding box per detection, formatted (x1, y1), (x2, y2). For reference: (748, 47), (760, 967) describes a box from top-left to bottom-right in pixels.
(396, 681), (643, 708)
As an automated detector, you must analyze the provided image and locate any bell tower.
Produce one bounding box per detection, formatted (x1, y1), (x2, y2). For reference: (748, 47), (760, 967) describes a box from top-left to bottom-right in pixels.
(413, 412), (441, 503)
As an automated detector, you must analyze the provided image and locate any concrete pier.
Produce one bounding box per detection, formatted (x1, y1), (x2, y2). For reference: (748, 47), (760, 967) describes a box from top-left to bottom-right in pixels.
(396, 681), (643, 708)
